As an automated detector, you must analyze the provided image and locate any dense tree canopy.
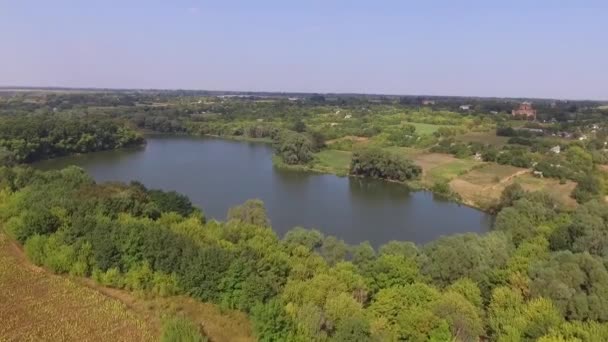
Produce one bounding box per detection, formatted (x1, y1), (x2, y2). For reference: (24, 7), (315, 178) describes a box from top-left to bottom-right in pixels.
(0, 116), (143, 163)
(350, 148), (421, 181)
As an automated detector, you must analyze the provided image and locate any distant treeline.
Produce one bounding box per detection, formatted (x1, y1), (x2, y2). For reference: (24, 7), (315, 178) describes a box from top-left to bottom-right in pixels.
(0, 116), (143, 163)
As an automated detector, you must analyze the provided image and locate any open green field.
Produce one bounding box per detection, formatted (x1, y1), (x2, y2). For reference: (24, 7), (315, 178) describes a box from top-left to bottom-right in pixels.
(313, 149), (352, 175)
(456, 131), (510, 146)
(425, 159), (482, 183)
(409, 122), (446, 135)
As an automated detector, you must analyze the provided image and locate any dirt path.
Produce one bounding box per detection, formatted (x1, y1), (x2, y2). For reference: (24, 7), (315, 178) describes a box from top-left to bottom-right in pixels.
(487, 169), (530, 191)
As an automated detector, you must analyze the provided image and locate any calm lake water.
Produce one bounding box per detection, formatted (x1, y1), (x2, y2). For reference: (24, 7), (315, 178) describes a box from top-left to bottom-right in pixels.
(34, 136), (492, 246)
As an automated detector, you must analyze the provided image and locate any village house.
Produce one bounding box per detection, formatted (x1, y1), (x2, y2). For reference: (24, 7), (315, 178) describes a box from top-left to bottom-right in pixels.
(459, 104), (472, 111)
(422, 100), (435, 105)
(512, 102), (537, 120)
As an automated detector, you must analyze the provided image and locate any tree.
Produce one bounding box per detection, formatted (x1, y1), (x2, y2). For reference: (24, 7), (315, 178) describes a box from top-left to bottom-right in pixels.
(227, 199), (270, 227)
(564, 146), (593, 174)
(350, 241), (376, 268)
(488, 286), (563, 341)
(421, 232), (512, 287)
(368, 284), (449, 341)
(365, 254), (420, 292)
(494, 197), (555, 245)
(498, 183), (526, 209)
(529, 251), (608, 322)
(148, 189), (196, 217)
(284, 228), (324, 251)
(350, 148), (421, 181)
(332, 316), (371, 342)
(550, 200), (608, 256)
(251, 299), (294, 342)
(433, 292), (483, 342)
(320, 236), (348, 265)
(292, 119), (307, 133)
(572, 173), (603, 204)
(324, 292), (364, 329)
(378, 240), (418, 259)
(274, 132), (314, 165)
(447, 278), (483, 309)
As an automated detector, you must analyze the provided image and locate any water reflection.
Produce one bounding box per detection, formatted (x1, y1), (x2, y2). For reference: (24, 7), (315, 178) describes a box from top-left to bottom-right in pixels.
(34, 136), (492, 246)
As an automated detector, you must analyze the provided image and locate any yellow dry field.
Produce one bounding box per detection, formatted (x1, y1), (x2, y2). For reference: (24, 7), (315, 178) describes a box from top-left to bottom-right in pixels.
(0, 233), (156, 342)
(0, 232), (254, 342)
(88, 286), (254, 342)
(411, 152), (459, 171)
(515, 174), (578, 209)
(451, 163), (578, 209)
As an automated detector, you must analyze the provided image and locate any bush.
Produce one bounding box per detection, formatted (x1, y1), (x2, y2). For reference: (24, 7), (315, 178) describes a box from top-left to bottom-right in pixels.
(161, 317), (206, 342)
(24, 234), (48, 265)
(572, 173), (603, 204)
(432, 181), (452, 197)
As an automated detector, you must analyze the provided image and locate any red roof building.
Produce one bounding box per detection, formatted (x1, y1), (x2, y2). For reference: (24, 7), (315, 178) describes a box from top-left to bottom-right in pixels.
(512, 102), (537, 120)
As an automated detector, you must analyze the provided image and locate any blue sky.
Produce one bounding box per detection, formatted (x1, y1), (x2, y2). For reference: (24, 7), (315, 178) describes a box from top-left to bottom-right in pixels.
(1, 1), (607, 100)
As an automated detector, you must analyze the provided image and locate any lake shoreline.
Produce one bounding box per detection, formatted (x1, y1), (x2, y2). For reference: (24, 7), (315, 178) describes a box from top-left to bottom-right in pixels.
(33, 135), (491, 246)
(171, 132), (493, 212)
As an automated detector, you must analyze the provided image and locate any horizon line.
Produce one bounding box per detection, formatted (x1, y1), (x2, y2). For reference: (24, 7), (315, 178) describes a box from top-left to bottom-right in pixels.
(0, 84), (606, 103)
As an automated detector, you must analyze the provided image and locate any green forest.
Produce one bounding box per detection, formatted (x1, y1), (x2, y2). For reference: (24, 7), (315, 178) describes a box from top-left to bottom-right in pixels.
(2, 166), (608, 341)
(0, 115), (143, 163)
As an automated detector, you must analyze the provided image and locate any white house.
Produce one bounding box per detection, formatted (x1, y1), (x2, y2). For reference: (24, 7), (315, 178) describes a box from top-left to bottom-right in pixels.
(459, 105), (472, 111)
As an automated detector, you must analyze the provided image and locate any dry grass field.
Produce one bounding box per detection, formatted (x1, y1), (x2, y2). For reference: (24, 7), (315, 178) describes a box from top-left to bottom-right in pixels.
(450, 163), (578, 209)
(405, 152), (481, 185)
(515, 174), (578, 209)
(0, 232), (254, 342)
(0, 233), (156, 341)
(459, 164), (526, 186)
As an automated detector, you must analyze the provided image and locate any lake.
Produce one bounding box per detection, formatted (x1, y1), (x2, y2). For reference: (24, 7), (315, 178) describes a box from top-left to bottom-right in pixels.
(34, 135), (492, 246)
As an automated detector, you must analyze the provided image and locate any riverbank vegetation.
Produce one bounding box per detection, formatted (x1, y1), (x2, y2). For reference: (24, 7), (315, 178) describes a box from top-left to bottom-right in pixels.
(0, 115), (143, 164)
(5, 89), (608, 209)
(3, 165), (608, 340)
(350, 148), (422, 182)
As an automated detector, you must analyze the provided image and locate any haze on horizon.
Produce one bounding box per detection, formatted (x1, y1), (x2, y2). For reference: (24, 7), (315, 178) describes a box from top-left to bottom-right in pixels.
(1, 0), (607, 101)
